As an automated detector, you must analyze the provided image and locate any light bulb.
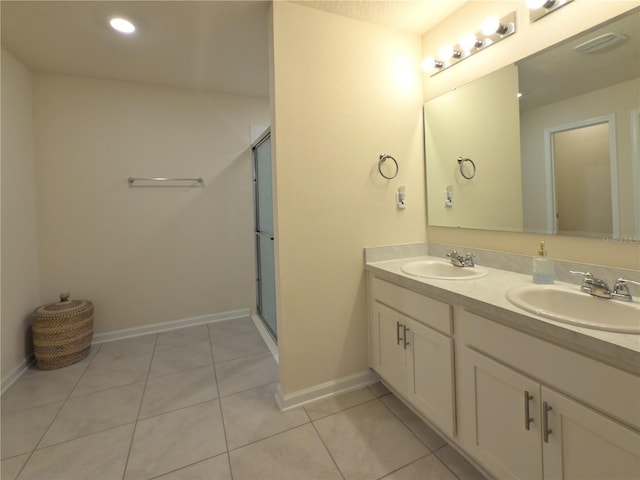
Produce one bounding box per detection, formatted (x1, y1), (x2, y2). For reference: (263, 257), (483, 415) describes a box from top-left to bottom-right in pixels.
(439, 44), (455, 61)
(481, 16), (501, 36)
(527, 0), (555, 8)
(460, 33), (479, 52)
(421, 57), (437, 72)
(526, 0), (546, 8)
(110, 17), (136, 34)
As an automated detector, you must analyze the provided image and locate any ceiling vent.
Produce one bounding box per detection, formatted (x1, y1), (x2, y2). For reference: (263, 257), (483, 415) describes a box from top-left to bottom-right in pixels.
(574, 33), (628, 53)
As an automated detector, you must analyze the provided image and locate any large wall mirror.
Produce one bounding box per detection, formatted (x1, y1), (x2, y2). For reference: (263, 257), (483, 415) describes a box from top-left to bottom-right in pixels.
(424, 8), (639, 241)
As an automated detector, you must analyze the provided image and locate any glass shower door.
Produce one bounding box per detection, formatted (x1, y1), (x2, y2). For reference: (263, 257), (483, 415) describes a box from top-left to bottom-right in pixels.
(253, 131), (277, 340)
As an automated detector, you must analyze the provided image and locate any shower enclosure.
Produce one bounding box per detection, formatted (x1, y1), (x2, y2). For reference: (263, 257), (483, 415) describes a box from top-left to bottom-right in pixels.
(252, 129), (277, 340)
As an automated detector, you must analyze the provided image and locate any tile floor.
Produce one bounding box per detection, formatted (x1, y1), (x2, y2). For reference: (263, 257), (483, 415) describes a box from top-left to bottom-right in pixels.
(1, 317), (487, 480)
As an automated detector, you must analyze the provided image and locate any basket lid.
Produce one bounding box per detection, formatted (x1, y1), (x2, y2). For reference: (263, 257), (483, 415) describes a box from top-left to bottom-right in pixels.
(34, 293), (92, 317)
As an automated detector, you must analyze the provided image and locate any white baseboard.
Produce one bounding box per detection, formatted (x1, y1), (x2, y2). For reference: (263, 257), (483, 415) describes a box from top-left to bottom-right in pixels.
(92, 308), (251, 345)
(1, 354), (35, 395)
(275, 369), (379, 411)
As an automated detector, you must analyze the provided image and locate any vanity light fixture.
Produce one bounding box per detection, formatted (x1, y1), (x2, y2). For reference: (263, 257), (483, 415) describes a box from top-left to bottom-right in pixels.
(109, 17), (136, 34)
(422, 11), (516, 76)
(528, 0), (573, 23)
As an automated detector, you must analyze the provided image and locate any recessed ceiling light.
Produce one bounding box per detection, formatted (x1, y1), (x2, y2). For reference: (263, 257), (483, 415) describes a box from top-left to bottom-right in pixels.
(110, 17), (136, 34)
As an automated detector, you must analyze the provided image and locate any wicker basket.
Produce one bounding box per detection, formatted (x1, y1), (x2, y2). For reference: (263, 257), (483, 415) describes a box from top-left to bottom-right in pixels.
(32, 293), (94, 370)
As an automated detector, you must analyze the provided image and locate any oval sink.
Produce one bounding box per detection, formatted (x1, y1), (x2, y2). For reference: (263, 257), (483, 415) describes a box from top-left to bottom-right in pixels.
(506, 284), (640, 334)
(401, 260), (488, 280)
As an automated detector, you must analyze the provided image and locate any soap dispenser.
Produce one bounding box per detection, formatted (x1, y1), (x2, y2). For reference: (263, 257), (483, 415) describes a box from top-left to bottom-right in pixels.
(532, 241), (554, 284)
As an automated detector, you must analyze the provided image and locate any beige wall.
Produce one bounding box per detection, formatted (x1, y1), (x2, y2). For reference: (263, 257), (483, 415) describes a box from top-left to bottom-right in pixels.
(271, 2), (426, 394)
(520, 78), (639, 237)
(1, 49), (41, 382)
(33, 74), (269, 334)
(423, 1), (639, 269)
(425, 64), (522, 231)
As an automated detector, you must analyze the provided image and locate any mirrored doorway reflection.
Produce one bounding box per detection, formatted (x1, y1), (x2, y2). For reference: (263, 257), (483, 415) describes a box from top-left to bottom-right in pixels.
(252, 129), (277, 341)
(546, 117), (618, 238)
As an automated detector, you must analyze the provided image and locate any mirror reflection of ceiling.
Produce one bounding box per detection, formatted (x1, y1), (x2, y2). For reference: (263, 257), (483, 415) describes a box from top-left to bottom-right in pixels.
(1, 0), (465, 98)
(518, 9), (639, 111)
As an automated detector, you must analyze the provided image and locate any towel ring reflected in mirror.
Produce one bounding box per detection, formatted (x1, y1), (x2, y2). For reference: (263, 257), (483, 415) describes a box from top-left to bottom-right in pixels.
(457, 156), (476, 179)
(378, 154), (399, 179)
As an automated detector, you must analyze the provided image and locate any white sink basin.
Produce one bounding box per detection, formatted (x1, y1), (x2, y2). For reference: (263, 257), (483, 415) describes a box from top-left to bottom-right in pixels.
(506, 284), (640, 334)
(401, 260), (488, 280)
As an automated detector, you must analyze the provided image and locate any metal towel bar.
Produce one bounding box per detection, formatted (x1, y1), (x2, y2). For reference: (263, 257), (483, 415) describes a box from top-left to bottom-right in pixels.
(128, 177), (204, 185)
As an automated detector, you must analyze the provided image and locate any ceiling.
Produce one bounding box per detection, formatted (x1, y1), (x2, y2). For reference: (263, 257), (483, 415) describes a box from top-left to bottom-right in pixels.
(294, 0), (465, 35)
(1, 0), (465, 98)
(518, 8), (639, 111)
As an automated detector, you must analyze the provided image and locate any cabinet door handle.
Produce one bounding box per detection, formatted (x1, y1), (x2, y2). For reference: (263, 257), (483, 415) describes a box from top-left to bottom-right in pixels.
(403, 325), (410, 349)
(396, 321), (402, 345)
(543, 402), (553, 443)
(524, 391), (534, 430)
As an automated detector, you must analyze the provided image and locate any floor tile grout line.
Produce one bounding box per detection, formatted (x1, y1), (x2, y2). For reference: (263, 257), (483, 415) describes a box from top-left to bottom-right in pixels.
(217, 377), (281, 401)
(212, 346), (271, 365)
(433, 445), (482, 480)
(15, 421), (138, 455)
(225, 420), (313, 454)
(213, 349), (273, 368)
(306, 396), (380, 422)
(53, 377), (147, 403)
(377, 396), (479, 479)
(373, 452), (434, 480)
(377, 394), (444, 453)
(433, 448), (464, 480)
(1, 354), (99, 415)
(121, 332), (160, 480)
(209, 328), (266, 345)
(145, 452), (228, 480)
(12, 343), (103, 480)
(147, 361), (215, 381)
(136, 395), (221, 422)
(308, 418), (346, 480)
(207, 326), (235, 480)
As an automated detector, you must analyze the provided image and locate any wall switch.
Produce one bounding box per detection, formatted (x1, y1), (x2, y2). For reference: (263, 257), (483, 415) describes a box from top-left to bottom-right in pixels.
(397, 185), (406, 209)
(445, 185), (454, 207)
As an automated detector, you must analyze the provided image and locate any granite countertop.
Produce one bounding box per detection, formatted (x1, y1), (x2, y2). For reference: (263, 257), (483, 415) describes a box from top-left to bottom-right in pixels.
(365, 255), (640, 375)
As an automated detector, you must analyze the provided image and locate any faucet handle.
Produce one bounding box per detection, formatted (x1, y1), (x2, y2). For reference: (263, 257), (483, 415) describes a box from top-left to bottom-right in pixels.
(464, 252), (477, 267)
(446, 250), (458, 258)
(570, 270), (593, 283)
(570, 271), (594, 293)
(616, 278), (640, 287)
(613, 278), (640, 302)
(570, 270), (592, 278)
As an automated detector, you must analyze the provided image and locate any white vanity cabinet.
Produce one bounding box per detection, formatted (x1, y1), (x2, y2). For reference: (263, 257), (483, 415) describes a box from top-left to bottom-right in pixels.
(370, 301), (408, 394)
(456, 308), (640, 480)
(368, 275), (456, 437)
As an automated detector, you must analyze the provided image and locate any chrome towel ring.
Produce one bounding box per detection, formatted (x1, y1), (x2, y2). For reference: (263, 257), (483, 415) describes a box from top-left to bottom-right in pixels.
(457, 157), (476, 179)
(378, 154), (399, 180)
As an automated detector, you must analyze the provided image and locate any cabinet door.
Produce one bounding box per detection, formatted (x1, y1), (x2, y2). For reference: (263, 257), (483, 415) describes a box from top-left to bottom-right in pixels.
(405, 318), (456, 437)
(460, 347), (543, 480)
(542, 387), (640, 480)
(371, 302), (407, 394)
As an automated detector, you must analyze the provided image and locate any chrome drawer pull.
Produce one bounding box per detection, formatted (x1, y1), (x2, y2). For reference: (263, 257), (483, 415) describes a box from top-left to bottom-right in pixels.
(524, 391), (534, 430)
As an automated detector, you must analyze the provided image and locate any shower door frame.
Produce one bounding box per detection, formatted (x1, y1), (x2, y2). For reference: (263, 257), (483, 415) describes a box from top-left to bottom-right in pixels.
(252, 128), (277, 342)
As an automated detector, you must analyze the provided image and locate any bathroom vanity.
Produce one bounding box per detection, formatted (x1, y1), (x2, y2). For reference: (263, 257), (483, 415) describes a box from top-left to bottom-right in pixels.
(365, 255), (640, 480)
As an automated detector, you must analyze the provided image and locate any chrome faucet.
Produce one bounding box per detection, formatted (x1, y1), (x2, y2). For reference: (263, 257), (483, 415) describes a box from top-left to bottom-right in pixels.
(446, 250), (464, 267)
(570, 271), (612, 299)
(446, 250), (477, 268)
(612, 278), (640, 302)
